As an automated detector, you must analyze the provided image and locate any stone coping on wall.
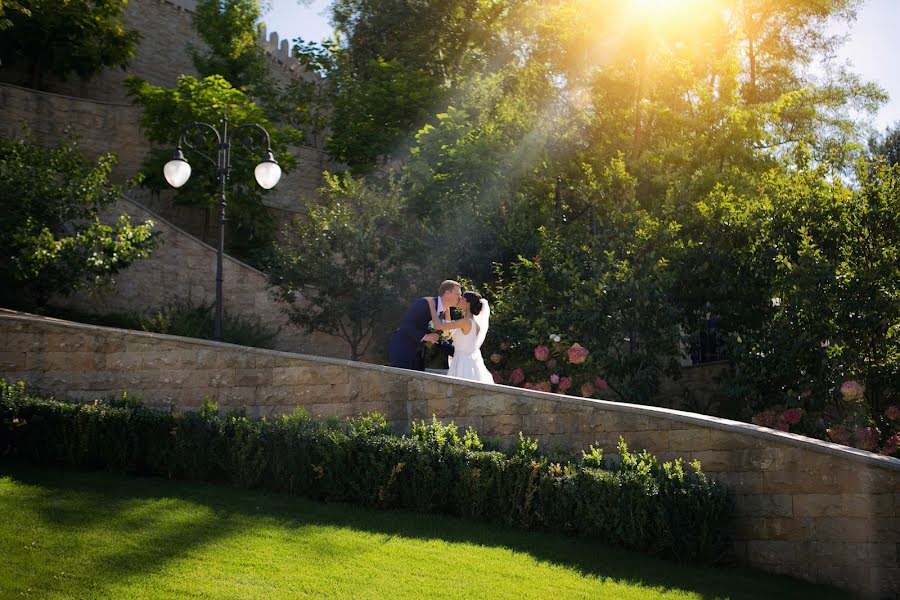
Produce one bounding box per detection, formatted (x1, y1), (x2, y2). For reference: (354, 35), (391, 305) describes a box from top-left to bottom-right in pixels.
(3, 307), (896, 473)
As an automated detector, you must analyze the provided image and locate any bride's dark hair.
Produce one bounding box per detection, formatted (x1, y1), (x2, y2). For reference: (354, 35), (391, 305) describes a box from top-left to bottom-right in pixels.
(463, 291), (483, 315)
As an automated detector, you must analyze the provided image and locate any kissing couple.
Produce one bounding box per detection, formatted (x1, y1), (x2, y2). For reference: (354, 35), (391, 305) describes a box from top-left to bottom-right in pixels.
(388, 280), (494, 384)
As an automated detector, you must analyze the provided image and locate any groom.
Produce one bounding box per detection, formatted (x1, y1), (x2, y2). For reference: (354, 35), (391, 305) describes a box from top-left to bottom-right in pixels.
(388, 280), (461, 370)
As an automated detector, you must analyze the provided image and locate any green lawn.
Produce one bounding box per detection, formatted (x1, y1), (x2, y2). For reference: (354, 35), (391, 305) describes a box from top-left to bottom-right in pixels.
(0, 462), (848, 600)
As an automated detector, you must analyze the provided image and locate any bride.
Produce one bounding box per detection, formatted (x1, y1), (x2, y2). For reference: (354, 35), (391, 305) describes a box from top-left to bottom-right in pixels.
(429, 290), (494, 384)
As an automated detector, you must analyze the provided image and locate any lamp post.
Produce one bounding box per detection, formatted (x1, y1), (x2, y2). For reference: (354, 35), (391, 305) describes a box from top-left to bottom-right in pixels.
(163, 114), (282, 341)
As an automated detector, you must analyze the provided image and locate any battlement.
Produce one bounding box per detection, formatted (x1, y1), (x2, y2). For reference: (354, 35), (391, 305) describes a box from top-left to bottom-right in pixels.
(158, 0), (297, 66)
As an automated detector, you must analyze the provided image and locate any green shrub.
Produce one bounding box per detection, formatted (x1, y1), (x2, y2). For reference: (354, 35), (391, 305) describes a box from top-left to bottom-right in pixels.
(0, 380), (733, 563)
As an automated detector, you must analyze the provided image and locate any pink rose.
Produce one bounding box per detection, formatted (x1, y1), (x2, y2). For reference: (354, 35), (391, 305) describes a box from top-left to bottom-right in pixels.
(550, 374), (560, 385)
(558, 376), (572, 393)
(490, 371), (503, 384)
(854, 426), (880, 451)
(782, 408), (803, 426)
(751, 410), (776, 428)
(580, 382), (595, 398)
(594, 376), (608, 391)
(534, 345), (550, 361)
(885, 405), (900, 421)
(773, 417), (790, 432)
(509, 368), (525, 386)
(523, 382), (536, 390)
(490, 353), (503, 364)
(827, 425), (850, 445)
(500, 342), (511, 351)
(536, 381), (552, 393)
(881, 433), (900, 456)
(567, 343), (589, 364)
(840, 380), (864, 400)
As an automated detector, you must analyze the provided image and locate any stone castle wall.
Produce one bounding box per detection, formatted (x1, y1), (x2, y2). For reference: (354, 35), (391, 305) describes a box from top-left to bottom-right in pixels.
(1, 310), (897, 596)
(0, 0), (332, 210)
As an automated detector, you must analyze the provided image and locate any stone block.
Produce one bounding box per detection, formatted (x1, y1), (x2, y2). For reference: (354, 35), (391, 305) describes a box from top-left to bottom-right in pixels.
(234, 368), (271, 387)
(219, 387), (257, 405)
(426, 396), (461, 418)
(669, 428), (710, 452)
(271, 365), (349, 386)
(733, 494), (793, 517)
(462, 394), (514, 417)
(809, 517), (872, 543)
(141, 350), (182, 369)
(105, 351), (144, 370)
(872, 565), (900, 597)
(689, 450), (735, 472)
(794, 493), (894, 518)
(735, 516), (812, 542)
(3, 332), (47, 353)
(481, 414), (523, 437)
(0, 351), (27, 371)
(46, 332), (93, 352)
(712, 471), (764, 494)
(214, 351), (257, 369)
(744, 540), (798, 564)
(254, 354), (276, 369)
(707, 429), (766, 451)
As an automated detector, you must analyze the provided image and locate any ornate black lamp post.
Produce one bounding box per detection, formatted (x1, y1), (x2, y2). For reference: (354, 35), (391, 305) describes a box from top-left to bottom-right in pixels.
(163, 114), (282, 341)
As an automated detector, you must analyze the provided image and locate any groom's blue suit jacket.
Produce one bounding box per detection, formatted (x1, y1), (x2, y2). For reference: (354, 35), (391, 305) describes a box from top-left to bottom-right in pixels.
(388, 297), (438, 370)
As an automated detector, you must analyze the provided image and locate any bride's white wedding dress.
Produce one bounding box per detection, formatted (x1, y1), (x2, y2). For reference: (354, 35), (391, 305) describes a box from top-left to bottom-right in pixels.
(447, 300), (493, 384)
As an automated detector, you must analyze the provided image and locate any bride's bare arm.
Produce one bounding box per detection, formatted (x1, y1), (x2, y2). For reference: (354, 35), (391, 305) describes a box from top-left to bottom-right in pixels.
(428, 298), (465, 331)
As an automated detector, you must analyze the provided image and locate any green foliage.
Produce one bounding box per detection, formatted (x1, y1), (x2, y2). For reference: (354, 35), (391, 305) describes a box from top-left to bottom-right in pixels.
(677, 158), (900, 422)
(0, 132), (157, 307)
(870, 123), (900, 166)
(191, 0), (269, 95)
(138, 297), (278, 348)
(125, 75), (301, 262)
(485, 168), (684, 404)
(327, 57), (441, 172)
(0, 0), (28, 31)
(0, 381), (733, 563)
(0, 0), (139, 89)
(266, 172), (423, 360)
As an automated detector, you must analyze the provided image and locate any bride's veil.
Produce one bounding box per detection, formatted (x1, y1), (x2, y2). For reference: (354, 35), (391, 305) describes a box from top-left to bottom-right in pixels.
(474, 299), (490, 349)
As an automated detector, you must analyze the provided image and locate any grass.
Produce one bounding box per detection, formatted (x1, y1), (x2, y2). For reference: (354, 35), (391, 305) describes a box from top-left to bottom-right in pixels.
(0, 461), (850, 600)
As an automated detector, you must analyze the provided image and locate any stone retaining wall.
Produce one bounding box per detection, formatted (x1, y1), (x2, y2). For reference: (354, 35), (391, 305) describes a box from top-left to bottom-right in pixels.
(50, 198), (358, 360)
(0, 310), (897, 596)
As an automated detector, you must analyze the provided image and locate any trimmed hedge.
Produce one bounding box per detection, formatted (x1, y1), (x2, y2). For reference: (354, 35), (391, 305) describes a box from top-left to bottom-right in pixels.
(0, 380), (733, 562)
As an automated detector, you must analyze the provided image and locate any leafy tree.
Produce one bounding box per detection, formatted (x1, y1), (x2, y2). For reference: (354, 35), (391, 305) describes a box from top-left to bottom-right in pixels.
(126, 74), (301, 262)
(0, 0), (140, 89)
(191, 0), (270, 96)
(486, 160), (684, 404)
(676, 154), (900, 422)
(0, 0), (27, 31)
(292, 0), (517, 172)
(870, 123), (900, 166)
(266, 173), (423, 360)
(327, 57), (440, 172)
(0, 132), (157, 308)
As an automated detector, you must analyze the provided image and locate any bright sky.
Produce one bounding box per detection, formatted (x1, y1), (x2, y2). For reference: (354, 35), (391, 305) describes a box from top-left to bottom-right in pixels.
(262, 0), (900, 131)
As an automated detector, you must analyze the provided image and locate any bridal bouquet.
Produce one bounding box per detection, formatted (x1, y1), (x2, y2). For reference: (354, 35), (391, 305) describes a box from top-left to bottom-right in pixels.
(422, 307), (461, 369)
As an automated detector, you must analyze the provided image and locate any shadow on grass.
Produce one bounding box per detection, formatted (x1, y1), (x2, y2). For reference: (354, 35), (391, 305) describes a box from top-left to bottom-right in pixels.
(0, 460), (852, 600)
